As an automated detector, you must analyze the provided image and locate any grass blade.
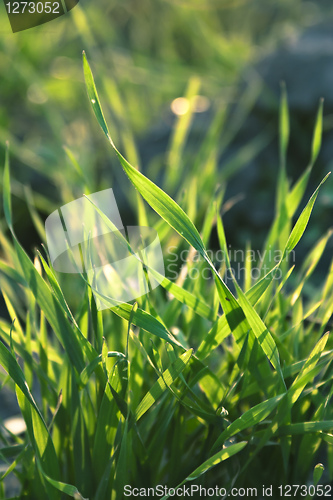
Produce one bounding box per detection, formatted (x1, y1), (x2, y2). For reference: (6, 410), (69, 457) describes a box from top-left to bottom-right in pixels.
(135, 349), (193, 421)
(213, 394), (285, 449)
(161, 441), (247, 499)
(283, 173), (331, 257)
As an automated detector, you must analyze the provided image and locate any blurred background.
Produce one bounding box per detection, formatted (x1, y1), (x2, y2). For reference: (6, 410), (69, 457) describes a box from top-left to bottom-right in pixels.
(0, 0), (333, 288)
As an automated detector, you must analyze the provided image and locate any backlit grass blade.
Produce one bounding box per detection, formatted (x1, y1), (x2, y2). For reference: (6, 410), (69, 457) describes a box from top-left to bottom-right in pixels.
(15, 386), (60, 500)
(37, 251), (76, 319)
(135, 349), (193, 421)
(113, 419), (129, 500)
(316, 259), (333, 329)
(275, 82), (289, 233)
(311, 98), (324, 165)
(321, 433), (333, 445)
(288, 332), (329, 404)
(24, 185), (46, 241)
(0, 445), (31, 482)
(279, 421), (333, 436)
(166, 76), (201, 190)
(83, 51), (111, 142)
(234, 284), (284, 381)
(117, 150), (206, 253)
(1, 290), (24, 341)
(213, 394), (285, 449)
(244, 241), (252, 292)
(286, 166), (312, 218)
(14, 239), (89, 373)
(216, 206), (283, 382)
(291, 229), (332, 305)
(240, 333), (331, 473)
(286, 99), (323, 218)
(159, 275), (215, 320)
(3, 142), (12, 230)
(76, 268), (185, 348)
(79, 351), (125, 389)
(36, 460), (87, 500)
(92, 363), (123, 485)
(0, 338), (43, 421)
(31, 406), (60, 484)
(83, 51), (205, 255)
(196, 261), (285, 360)
(279, 81), (289, 169)
(161, 441), (247, 500)
(3, 144), (98, 374)
(220, 133), (271, 182)
(0, 259), (26, 286)
(63, 145), (90, 192)
(84, 193), (215, 321)
(283, 172), (331, 258)
(207, 251), (277, 390)
(313, 463), (325, 486)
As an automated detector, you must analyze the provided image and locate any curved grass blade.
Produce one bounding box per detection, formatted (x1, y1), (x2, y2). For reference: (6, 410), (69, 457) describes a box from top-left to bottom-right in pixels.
(84, 193), (215, 321)
(216, 207), (284, 383)
(36, 459), (88, 500)
(3, 144), (98, 373)
(161, 441), (247, 500)
(15, 386), (60, 500)
(0, 341), (42, 425)
(83, 52), (111, 142)
(283, 172), (331, 258)
(135, 349), (193, 421)
(212, 394), (285, 450)
(79, 351), (125, 389)
(75, 267), (185, 348)
(311, 98), (324, 166)
(83, 51), (205, 255)
(288, 332), (329, 405)
(3, 142), (12, 230)
(186, 441), (247, 481)
(279, 421), (333, 436)
(279, 81), (289, 169)
(82, 52), (283, 386)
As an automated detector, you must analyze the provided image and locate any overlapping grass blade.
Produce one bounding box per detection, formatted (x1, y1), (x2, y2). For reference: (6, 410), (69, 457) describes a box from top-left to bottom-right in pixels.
(83, 52), (290, 388)
(288, 332), (329, 404)
(161, 441), (247, 500)
(216, 207), (284, 383)
(3, 145), (98, 374)
(15, 386), (60, 500)
(36, 460), (87, 500)
(279, 421), (333, 436)
(0, 341), (42, 422)
(84, 193), (215, 321)
(212, 394), (285, 450)
(135, 349), (193, 421)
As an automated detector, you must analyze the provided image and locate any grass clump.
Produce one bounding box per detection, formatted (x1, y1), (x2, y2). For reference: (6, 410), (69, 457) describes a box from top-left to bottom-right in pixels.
(0, 54), (332, 500)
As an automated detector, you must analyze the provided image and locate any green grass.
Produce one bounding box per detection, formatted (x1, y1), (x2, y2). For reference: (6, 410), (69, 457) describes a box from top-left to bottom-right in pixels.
(0, 51), (332, 499)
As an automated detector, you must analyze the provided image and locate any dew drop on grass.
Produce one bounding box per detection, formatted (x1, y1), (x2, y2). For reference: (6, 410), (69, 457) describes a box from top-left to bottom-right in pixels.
(91, 99), (96, 104)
